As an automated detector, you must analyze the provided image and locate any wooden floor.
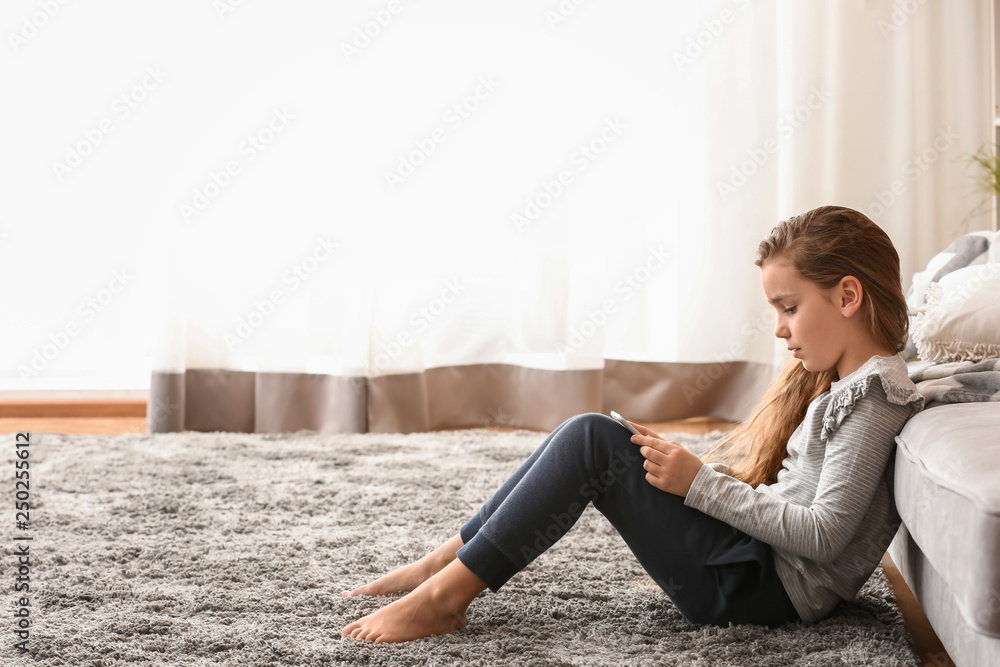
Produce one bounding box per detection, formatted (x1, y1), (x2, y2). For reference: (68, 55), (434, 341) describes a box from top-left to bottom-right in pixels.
(0, 409), (953, 666)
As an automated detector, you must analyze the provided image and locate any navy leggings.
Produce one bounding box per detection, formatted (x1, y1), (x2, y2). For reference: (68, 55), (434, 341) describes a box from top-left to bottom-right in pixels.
(455, 413), (800, 627)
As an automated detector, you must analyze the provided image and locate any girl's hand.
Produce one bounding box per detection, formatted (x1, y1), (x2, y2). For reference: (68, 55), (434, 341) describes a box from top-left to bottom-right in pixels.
(630, 433), (704, 497)
(627, 421), (664, 441)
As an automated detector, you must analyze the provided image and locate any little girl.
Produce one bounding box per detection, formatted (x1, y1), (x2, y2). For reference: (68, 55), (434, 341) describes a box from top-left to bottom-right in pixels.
(341, 205), (926, 643)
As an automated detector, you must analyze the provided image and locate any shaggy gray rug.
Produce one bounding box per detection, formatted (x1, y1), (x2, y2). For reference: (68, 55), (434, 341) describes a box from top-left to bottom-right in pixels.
(3, 427), (919, 666)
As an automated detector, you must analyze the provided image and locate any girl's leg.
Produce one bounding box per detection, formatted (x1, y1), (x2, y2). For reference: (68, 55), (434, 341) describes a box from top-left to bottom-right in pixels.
(341, 416), (579, 598)
(341, 534), (464, 597)
(458, 415), (581, 546)
(343, 413), (797, 642)
(455, 412), (800, 627)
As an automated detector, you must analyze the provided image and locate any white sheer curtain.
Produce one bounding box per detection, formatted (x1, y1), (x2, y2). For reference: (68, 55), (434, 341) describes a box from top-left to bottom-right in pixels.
(144, 0), (992, 433)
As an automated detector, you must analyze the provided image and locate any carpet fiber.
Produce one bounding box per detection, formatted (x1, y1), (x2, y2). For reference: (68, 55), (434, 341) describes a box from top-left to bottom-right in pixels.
(6, 427), (919, 666)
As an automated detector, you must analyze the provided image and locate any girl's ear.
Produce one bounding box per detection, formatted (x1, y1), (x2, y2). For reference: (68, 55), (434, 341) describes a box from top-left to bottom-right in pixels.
(837, 275), (864, 316)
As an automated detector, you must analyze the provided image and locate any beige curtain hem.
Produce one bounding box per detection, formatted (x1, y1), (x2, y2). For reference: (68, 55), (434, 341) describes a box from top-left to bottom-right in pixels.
(148, 361), (773, 434)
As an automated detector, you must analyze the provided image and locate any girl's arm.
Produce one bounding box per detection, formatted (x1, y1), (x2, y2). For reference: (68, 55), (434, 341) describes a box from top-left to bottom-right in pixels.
(681, 380), (915, 563)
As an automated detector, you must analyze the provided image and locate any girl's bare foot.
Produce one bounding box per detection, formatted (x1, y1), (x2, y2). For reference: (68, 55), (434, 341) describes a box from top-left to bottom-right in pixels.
(341, 534), (464, 597)
(340, 558), (488, 643)
(340, 559), (436, 598)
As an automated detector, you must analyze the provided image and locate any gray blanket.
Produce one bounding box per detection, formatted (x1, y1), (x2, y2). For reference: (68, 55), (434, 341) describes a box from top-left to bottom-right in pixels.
(901, 230), (1000, 405)
(906, 358), (1000, 405)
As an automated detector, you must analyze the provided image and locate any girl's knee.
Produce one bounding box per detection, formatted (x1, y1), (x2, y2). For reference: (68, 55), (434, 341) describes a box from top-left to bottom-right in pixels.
(568, 412), (620, 433)
(565, 413), (641, 467)
(546, 413), (609, 445)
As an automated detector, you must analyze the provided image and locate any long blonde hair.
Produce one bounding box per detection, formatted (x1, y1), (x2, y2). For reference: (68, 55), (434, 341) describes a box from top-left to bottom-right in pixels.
(703, 206), (910, 488)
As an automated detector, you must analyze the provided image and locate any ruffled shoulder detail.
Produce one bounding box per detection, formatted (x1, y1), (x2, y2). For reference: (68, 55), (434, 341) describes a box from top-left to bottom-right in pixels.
(820, 357), (925, 442)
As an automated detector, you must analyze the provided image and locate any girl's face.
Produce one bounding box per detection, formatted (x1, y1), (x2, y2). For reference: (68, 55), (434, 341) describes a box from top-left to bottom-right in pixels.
(760, 259), (848, 374)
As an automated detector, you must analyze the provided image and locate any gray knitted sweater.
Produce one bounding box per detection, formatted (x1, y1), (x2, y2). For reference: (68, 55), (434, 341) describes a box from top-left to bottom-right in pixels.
(684, 353), (925, 624)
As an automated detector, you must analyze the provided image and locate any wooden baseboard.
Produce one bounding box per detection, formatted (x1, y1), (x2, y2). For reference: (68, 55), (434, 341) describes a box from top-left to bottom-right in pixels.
(0, 399), (146, 419)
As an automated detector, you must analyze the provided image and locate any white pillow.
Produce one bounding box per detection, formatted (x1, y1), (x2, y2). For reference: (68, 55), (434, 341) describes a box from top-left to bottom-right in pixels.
(912, 264), (1000, 363)
(907, 230), (999, 312)
(991, 230), (1000, 263)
